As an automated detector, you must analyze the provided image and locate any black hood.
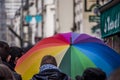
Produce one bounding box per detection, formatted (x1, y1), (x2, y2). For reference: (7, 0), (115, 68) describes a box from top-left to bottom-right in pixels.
(31, 69), (69, 80)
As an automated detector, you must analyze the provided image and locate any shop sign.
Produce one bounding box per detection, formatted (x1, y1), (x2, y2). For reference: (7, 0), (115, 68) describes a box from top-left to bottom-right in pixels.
(89, 15), (100, 22)
(100, 3), (120, 38)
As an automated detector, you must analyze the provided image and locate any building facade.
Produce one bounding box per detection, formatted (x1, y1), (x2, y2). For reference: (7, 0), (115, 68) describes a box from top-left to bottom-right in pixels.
(73, 0), (111, 38)
(12, 0), (43, 47)
(99, 0), (120, 53)
(42, 0), (56, 37)
(6, 0), (26, 46)
(73, 0), (83, 33)
(55, 0), (74, 33)
(0, 0), (8, 41)
(73, 0), (101, 38)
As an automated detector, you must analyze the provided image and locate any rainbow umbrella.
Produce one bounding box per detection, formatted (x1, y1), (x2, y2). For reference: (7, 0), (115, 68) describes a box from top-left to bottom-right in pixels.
(15, 32), (120, 80)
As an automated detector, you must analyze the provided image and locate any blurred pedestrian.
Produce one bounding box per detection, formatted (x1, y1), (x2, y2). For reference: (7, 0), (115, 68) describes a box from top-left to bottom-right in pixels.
(0, 56), (2, 64)
(31, 55), (70, 80)
(0, 42), (22, 80)
(108, 68), (120, 80)
(8, 46), (23, 69)
(75, 75), (82, 80)
(0, 41), (9, 50)
(0, 41), (9, 62)
(7, 46), (23, 80)
(81, 67), (106, 80)
(23, 44), (33, 53)
(0, 64), (16, 80)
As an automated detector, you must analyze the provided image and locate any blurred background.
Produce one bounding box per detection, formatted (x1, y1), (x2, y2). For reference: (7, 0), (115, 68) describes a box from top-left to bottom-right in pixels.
(0, 0), (120, 53)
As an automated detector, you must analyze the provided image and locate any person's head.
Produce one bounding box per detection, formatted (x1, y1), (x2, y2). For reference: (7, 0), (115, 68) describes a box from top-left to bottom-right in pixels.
(0, 41), (9, 51)
(0, 57), (2, 64)
(8, 46), (23, 68)
(75, 75), (82, 80)
(0, 64), (15, 80)
(40, 55), (57, 67)
(0, 41), (9, 61)
(108, 68), (120, 80)
(82, 67), (106, 80)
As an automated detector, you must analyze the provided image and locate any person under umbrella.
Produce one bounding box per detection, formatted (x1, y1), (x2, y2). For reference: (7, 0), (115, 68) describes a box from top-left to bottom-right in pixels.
(108, 68), (120, 80)
(81, 67), (107, 80)
(31, 55), (70, 80)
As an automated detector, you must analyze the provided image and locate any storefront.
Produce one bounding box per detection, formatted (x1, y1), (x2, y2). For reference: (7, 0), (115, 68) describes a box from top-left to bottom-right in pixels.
(100, 0), (120, 54)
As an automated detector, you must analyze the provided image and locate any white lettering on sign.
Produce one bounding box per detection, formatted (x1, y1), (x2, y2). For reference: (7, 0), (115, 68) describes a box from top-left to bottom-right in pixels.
(104, 13), (120, 33)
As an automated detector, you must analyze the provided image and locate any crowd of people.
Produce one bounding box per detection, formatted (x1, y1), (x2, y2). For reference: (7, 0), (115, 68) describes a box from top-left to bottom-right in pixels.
(0, 41), (23, 80)
(0, 41), (120, 80)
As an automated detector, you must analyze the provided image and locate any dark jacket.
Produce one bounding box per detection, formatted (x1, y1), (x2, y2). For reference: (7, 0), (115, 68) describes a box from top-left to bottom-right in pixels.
(3, 61), (22, 80)
(31, 69), (69, 80)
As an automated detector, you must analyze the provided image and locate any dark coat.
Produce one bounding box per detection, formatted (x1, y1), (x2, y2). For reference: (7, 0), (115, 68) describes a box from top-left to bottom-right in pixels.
(3, 61), (22, 80)
(31, 69), (69, 80)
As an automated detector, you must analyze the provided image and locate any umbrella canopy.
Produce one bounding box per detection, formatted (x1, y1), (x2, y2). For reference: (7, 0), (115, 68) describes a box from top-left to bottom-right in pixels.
(15, 32), (120, 80)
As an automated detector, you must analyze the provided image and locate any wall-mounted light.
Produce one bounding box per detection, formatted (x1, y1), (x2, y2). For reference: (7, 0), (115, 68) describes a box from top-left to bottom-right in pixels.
(84, 0), (100, 12)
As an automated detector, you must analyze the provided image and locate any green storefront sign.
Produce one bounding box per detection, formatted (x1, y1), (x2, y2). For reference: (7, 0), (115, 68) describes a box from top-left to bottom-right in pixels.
(100, 3), (120, 38)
